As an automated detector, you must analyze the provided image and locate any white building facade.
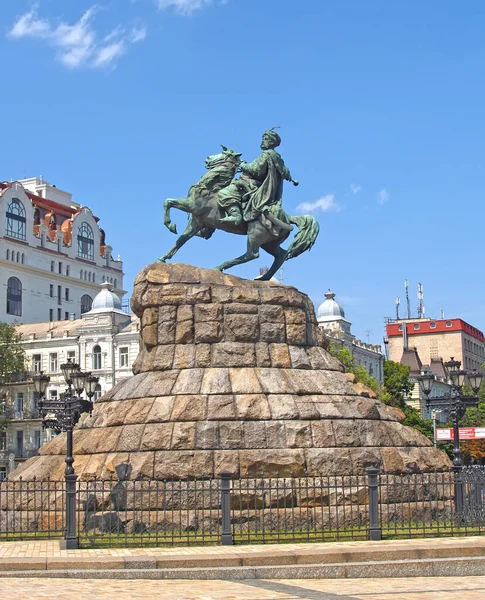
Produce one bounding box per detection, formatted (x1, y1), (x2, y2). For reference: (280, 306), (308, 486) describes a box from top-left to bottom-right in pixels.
(317, 290), (385, 382)
(0, 177), (125, 325)
(0, 284), (140, 479)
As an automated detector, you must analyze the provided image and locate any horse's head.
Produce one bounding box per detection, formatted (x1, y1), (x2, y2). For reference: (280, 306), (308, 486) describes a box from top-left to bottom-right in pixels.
(205, 145), (242, 172)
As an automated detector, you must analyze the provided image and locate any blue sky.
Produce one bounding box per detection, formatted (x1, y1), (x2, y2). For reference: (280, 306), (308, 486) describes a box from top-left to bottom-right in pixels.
(2, 1), (485, 345)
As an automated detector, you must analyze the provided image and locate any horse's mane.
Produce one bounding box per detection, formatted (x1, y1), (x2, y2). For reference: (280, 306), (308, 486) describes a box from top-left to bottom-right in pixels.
(194, 159), (236, 194)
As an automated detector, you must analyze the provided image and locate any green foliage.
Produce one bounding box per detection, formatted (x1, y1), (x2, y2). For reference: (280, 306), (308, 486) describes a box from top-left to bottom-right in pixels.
(402, 406), (434, 440)
(0, 323), (25, 384)
(0, 323), (25, 430)
(382, 361), (412, 408)
(328, 344), (379, 394)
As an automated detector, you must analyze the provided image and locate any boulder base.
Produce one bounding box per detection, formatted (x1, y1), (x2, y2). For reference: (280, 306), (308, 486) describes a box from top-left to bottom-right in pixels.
(12, 263), (450, 481)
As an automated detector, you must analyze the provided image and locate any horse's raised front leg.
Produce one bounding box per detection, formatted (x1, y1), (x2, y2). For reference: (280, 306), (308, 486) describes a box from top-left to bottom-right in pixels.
(157, 217), (201, 263)
(215, 238), (260, 272)
(163, 197), (194, 235)
(257, 242), (288, 281)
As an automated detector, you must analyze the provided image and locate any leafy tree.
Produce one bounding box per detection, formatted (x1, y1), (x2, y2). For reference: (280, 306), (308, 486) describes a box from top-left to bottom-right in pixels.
(0, 323), (25, 430)
(402, 406), (434, 440)
(382, 361), (413, 408)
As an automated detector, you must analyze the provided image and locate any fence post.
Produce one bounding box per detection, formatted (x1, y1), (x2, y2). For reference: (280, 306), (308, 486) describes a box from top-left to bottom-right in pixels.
(366, 467), (382, 541)
(220, 471), (233, 546)
(64, 424), (78, 550)
(453, 465), (465, 521)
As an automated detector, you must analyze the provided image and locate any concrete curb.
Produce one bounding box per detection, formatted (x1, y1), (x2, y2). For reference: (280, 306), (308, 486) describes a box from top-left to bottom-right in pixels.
(1, 556), (485, 580)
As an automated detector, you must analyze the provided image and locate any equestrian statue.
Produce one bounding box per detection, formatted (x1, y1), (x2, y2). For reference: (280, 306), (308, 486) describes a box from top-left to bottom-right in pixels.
(159, 128), (319, 281)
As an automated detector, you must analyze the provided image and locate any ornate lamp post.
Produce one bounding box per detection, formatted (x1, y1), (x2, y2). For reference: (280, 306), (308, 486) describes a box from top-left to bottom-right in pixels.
(33, 359), (99, 549)
(418, 359), (482, 467)
(418, 358), (483, 515)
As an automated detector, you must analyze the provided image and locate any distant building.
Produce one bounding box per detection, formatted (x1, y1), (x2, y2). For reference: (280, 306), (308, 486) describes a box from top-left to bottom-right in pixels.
(386, 317), (485, 374)
(0, 284), (139, 479)
(317, 290), (384, 382)
(398, 347), (451, 419)
(0, 177), (125, 325)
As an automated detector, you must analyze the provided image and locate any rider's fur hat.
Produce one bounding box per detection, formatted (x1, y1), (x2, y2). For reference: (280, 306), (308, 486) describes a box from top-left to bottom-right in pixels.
(263, 127), (281, 148)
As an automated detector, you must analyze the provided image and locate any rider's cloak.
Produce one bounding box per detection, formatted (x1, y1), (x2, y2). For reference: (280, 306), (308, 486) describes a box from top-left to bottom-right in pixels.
(242, 149), (291, 224)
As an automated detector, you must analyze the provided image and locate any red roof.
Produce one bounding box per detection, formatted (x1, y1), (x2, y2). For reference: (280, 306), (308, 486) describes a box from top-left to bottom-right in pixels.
(26, 192), (76, 218)
(1, 181), (99, 221)
(387, 318), (485, 343)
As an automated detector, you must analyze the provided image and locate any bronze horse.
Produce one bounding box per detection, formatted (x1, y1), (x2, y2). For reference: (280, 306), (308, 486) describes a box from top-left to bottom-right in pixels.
(159, 147), (319, 281)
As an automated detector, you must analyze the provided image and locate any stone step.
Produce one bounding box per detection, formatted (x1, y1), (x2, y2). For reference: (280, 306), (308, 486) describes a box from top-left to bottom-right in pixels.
(1, 539), (485, 577)
(1, 555), (485, 580)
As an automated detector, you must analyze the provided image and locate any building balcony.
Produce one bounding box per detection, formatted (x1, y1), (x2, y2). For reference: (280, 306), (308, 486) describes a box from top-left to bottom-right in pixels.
(3, 371), (35, 384)
(2, 447), (40, 460)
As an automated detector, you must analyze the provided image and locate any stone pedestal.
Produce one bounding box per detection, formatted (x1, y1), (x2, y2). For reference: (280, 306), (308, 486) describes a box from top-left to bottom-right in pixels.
(11, 263), (450, 482)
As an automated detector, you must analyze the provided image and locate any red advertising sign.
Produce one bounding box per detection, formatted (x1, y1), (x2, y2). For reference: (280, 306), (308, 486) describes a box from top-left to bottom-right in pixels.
(436, 427), (485, 441)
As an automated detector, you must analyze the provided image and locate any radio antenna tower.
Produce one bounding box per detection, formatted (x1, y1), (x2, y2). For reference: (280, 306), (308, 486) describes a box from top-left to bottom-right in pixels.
(395, 296), (400, 320)
(417, 283), (424, 319)
(405, 279), (411, 319)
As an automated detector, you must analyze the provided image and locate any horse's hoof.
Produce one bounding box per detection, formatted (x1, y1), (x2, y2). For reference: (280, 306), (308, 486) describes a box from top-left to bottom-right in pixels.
(167, 223), (177, 234)
(156, 258), (167, 263)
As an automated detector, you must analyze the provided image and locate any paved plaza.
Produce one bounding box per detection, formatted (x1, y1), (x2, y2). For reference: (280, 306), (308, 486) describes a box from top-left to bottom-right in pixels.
(0, 539), (484, 598)
(2, 575), (485, 599)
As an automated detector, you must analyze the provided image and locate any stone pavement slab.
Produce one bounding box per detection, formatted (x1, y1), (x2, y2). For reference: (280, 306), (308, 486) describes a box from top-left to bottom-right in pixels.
(3, 576), (485, 600)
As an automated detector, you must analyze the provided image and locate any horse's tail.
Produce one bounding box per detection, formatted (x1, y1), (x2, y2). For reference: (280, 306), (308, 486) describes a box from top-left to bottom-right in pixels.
(285, 214), (319, 260)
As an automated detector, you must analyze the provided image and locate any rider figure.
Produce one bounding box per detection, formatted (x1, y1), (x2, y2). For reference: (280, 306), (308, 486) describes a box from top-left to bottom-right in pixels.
(218, 128), (296, 226)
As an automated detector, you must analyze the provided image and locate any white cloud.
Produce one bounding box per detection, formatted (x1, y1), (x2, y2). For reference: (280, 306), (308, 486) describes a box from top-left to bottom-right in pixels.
(8, 7), (146, 69)
(93, 40), (126, 67)
(156, 0), (222, 14)
(376, 188), (390, 205)
(129, 27), (147, 43)
(350, 184), (362, 195)
(9, 9), (50, 38)
(297, 194), (341, 214)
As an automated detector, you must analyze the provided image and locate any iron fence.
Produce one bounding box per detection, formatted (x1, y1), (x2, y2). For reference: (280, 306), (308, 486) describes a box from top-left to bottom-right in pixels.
(0, 477), (65, 541)
(0, 467), (483, 547)
(229, 473), (369, 544)
(77, 477), (222, 548)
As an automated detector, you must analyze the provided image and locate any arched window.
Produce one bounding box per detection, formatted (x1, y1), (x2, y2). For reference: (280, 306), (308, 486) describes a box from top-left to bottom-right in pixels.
(81, 294), (93, 314)
(92, 345), (102, 370)
(80, 269), (83, 280)
(6, 250), (9, 260)
(21, 253), (25, 264)
(114, 279), (117, 288)
(16, 252), (20, 263)
(6, 199), (26, 240)
(6, 277), (22, 316)
(88, 272), (91, 282)
(94, 383), (102, 400)
(11, 252), (15, 262)
(77, 222), (94, 260)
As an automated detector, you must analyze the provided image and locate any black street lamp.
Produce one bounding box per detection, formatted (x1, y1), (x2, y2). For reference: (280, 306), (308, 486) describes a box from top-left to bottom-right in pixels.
(418, 358), (482, 468)
(33, 359), (99, 549)
(418, 358), (483, 515)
